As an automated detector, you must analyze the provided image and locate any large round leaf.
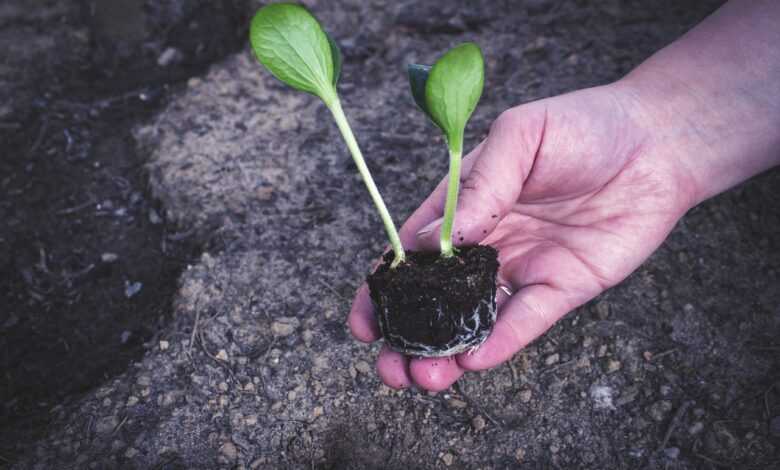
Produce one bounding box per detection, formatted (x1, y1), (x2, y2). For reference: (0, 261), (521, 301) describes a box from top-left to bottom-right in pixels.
(250, 3), (339, 104)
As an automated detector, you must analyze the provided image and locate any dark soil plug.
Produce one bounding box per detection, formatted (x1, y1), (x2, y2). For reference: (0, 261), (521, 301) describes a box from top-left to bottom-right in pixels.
(367, 245), (499, 357)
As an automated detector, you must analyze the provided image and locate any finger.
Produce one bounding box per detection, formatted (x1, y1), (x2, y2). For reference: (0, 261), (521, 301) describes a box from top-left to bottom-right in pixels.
(409, 355), (464, 392)
(399, 142), (485, 250)
(416, 108), (545, 251)
(376, 345), (413, 389)
(348, 284), (380, 342)
(456, 283), (571, 371)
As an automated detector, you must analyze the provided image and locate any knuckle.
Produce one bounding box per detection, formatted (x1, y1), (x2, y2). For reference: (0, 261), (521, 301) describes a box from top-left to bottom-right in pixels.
(460, 165), (505, 211)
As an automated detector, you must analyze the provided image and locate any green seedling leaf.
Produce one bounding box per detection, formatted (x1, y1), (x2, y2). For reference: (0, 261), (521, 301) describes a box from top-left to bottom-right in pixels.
(424, 43), (484, 151)
(408, 63), (432, 119)
(248, 3), (406, 266)
(325, 31), (342, 86)
(249, 3), (337, 104)
(407, 43), (485, 258)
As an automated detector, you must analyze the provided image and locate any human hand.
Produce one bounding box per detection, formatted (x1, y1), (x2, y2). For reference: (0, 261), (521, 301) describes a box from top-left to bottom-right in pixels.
(348, 0), (780, 392)
(349, 82), (698, 391)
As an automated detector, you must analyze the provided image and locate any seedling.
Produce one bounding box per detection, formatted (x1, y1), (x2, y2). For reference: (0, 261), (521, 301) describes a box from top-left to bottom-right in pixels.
(249, 4), (498, 356)
(408, 44), (484, 257)
(249, 3), (405, 267)
(369, 45), (493, 357)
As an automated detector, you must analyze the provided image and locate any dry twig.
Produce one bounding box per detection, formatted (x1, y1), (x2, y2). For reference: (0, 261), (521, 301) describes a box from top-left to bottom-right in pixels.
(658, 400), (692, 451)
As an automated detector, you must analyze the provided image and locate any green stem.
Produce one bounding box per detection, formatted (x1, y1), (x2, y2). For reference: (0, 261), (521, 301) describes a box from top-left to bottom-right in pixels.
(328, 98), (406, 267)
(440, 137), (463, 258)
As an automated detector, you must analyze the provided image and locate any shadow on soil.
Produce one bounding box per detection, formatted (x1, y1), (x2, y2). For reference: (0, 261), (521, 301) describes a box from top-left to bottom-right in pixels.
(0, 0), (248, 462)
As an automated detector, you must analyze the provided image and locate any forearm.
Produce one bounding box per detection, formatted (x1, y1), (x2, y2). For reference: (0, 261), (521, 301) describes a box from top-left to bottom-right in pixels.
(616, 0), (780, 206)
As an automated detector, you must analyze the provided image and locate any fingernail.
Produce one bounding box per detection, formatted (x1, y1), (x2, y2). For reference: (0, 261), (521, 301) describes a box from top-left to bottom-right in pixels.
(416, 217), (443, 236)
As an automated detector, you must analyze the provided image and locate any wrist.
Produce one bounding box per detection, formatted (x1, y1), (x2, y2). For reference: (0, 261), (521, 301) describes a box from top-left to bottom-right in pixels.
(607, 76), (703, 214)
(613, 62), (780, 209)
(611, 0), (780, 207)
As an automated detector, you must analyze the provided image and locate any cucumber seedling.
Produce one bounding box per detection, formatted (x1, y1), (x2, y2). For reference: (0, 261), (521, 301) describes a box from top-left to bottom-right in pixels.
(408, 43), (485, 257)
(249, 3), (405, 268)
(367, 44), (497, 357)
(248, 4), (499, 357)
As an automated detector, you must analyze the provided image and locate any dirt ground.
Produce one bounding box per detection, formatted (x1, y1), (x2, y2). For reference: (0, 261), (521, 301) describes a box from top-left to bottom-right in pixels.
(1, 0), (248, 462)
(3, 1), (779, 469)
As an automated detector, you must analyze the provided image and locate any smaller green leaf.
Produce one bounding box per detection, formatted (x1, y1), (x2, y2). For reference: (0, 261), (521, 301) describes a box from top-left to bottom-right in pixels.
(425, 43), (485, 151)
(325, 31), (342, 87)
(249, 3), (336, 104)
(407, 63), (432, 119)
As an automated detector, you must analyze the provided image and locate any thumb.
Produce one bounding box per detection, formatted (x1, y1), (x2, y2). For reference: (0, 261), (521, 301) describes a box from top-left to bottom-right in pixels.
(417, 107), (545, 249)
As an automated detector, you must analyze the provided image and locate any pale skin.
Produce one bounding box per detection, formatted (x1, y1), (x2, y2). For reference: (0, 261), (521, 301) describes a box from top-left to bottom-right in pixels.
(349, 0), (780, 391)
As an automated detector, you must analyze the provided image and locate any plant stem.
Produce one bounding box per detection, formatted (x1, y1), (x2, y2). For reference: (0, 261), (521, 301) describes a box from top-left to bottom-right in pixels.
(328, 98), (405, 267)
(440, 137), (463, 258)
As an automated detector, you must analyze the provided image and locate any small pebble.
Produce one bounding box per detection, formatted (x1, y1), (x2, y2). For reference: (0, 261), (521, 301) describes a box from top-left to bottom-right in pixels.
(159, 340), (169, 351)
(449, 399), (467, 409)
(157, 47), (182, 67)
(648, 400), (673, 422)
(441, 453), (454, 466)
(471, 415), (486, 431)
(518, 389), (532, 403)
(605, 359), (621, 374)
(271, 317), (299, 337)
(544, 353), (559, 366)
(120, 330), (132, 344)
(590, 384), (615, 410)
(594, 300), (610, 319)
(148, 208), (162, 224)
(355, 361), (372, 375)
(524, 36), (548, 53)
(124, 281), (142, 298)
(663, 447), (680, 459)
(220, 442), (238, 461)
(101, 253), (118, 263)
(689, 422), (704, 435)
(515, 448), (526, 462)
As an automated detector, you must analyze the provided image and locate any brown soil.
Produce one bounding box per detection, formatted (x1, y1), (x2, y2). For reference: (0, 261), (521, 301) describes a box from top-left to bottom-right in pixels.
(368, 246), (499, 356)
(5, 1), (780, 469)
(0, 0), (248, 462)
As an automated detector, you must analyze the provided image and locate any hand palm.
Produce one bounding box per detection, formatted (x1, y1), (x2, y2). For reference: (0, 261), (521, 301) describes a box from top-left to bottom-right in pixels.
(350, 85), (692, 390)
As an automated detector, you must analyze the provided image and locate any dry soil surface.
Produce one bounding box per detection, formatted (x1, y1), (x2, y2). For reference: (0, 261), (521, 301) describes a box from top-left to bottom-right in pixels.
(5, 1), (780, 469)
